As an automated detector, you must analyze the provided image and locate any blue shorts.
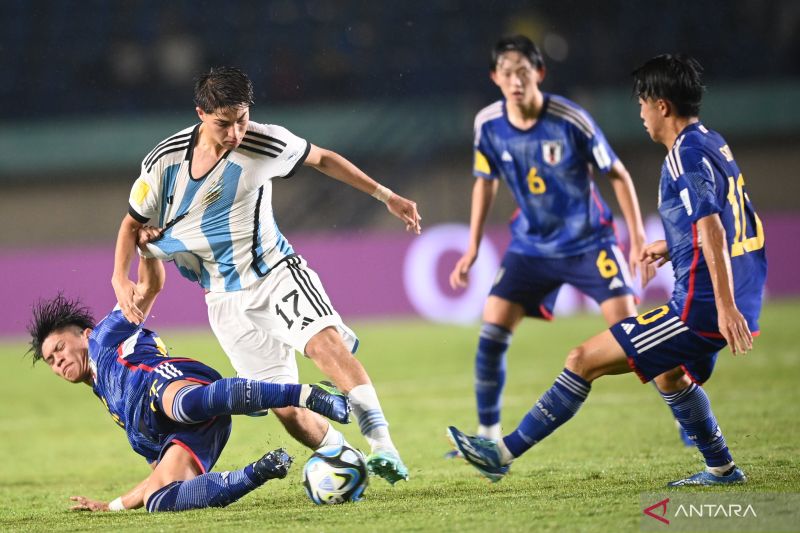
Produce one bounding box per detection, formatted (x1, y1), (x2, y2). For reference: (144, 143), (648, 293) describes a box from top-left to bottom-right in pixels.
(490, 246), (635, 319)
(141, 358), (232, 474)
(609, 304), (727, 384)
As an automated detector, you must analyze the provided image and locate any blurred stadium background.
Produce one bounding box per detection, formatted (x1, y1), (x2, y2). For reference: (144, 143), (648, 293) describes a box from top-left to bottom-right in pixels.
(1, 0), (799, 335)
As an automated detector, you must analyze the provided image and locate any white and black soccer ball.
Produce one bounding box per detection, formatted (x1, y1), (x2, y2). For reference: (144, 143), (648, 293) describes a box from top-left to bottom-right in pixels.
(302, 444), (368, 505)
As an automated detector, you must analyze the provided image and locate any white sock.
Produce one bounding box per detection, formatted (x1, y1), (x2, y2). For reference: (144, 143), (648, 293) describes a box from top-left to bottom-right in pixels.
(496, 438), (515, 465)
(298, 384), (312, 406)
(316, 422), (351, 449)
(706, 461), (735, 477)
(477, 423), (503, 441)
(348, 384), (396, 453)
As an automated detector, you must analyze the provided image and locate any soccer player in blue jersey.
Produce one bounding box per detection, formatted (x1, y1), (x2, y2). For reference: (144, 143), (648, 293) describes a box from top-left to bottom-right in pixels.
(28, 248), (351, 512)
(112, 67), (420, 484)
(448, 53), (766, 486)
(449, 35), (654, 442)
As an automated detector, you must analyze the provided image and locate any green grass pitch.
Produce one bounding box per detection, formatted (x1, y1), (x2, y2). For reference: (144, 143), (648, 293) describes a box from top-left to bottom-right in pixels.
(1, 300), (798, 531)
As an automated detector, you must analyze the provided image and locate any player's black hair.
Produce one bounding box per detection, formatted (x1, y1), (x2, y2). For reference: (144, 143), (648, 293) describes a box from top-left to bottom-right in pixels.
(193, 66), (255, 113)
(491, 35), (545, 70)
(27, 293), (95, 363)
(632, 54), (705, 117)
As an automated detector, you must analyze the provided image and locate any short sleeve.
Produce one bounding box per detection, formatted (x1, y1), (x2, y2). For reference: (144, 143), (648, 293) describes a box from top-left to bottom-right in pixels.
(267, 125), (310, 179)
(128, 160), (163, 223)
(675, 150), (723, 222)
(570, 114), (618, 174)
(473, 124), (498, 180)
(585, 125), (618, 174)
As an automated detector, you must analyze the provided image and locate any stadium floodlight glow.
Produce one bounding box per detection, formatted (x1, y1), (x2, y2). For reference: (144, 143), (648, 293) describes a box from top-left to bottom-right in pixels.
(402, 224), (499, 324)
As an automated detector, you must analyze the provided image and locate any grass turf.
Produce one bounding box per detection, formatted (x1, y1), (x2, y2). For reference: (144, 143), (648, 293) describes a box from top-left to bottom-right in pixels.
(0, 299), (798, 531)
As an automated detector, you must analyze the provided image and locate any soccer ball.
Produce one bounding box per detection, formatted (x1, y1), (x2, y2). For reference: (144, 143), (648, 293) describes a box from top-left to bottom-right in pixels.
(302, 444), (368, 504)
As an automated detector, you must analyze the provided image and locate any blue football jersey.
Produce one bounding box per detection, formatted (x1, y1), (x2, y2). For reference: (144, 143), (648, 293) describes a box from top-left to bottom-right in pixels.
(87, 308), (177, 462)
(473, 95), (619, 257)
(658, 122), (767, 335)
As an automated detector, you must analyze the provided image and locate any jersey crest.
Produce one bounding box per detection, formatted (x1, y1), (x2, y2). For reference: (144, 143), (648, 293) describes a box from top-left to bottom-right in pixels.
(541, 140), (563, 166)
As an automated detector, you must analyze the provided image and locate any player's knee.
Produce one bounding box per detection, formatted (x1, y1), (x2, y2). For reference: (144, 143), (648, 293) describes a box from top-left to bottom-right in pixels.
(654, 367), (692, 393)
(304, 327), (347, 361)
(564, 345), (593, 380)
(144, 480), (180, 512)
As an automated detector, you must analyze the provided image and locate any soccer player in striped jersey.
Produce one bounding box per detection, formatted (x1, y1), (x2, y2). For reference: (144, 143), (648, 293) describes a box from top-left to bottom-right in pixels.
(27, 241), (351, 512)
(448, 54), (766, 486)
(112, 67), (418, 484)
(449, 35), (654, 443)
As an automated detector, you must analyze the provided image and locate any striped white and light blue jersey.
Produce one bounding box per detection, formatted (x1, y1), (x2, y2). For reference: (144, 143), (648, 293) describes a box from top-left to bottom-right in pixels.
(128, 121), (310, 292)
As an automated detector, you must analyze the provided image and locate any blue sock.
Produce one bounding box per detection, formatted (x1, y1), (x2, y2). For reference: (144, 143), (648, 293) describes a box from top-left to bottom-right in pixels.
(475, 323), (512, 427)
(660, 383), (733, 467)
(146, 464), (263, 512)
(169, 379), (302, 424)
(503, 369), (591, 457)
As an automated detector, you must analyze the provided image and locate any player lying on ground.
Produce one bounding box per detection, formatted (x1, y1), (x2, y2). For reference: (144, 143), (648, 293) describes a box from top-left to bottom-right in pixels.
(27, 251), (350, 512)
(448, 54), (766, 486)
(113, 66), (419, 484)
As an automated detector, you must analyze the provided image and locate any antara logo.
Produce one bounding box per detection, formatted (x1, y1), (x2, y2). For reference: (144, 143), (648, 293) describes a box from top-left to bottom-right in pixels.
(643, 498), (670, 524)
(643, 497), (758, 525)
(675, 504), (757, 518)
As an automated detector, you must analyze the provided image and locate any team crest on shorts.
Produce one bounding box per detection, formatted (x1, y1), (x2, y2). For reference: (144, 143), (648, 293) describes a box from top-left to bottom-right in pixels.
(542, 141), (563, 166)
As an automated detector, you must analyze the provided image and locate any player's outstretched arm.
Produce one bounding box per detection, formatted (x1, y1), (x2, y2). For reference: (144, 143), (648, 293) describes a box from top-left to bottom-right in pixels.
(112, 214), (147, 324)
(606, 161), (656, 287)
(303, 144), (422, 234)
(696, 214), (752, 355)
(449, 178), (498, 289)
(70, 470), (152, 512)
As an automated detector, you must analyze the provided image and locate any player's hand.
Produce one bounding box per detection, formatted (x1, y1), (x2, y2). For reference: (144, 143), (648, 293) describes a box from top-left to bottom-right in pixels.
(628, 236), (657, 289)
(69, 496), (109, 512)
(717, 304), (753, 355)
(137, 225), (163, 246)
(449, 250), (477, 290)
(386, 193), (422, 235)
(112, 277), (145, 324)
(640, 240), (670, 269)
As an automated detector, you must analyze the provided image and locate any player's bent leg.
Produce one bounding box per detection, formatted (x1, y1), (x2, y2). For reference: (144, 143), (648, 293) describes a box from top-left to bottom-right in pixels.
(306, 327), (408, 484)
(144, 444), (293, 512)
(159, 377), (350, 425)
(305, 327), (370, 393)
(450, 331), (630, 481)
(564, 329), (632, 382)
(599, 294), (637, 325)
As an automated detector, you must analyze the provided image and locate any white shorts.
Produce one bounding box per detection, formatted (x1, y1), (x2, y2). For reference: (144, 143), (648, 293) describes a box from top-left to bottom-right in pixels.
(205, 255), (359, 383)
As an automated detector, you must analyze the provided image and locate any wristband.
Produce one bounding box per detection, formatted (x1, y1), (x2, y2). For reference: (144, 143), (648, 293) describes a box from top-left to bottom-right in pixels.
(371, 185), (393, 203)
(108, 497), (125, 511)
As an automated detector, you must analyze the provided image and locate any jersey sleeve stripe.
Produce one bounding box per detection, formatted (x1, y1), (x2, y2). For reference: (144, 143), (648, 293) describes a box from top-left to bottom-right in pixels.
(547, 100), (595, 137)
(473, 100), (503, 145)
(144, 133), (192, 168)
(665, 153), (679, 180)
(238, 144), (279, 158)
(245, 130), (288, 147)
(242, 135), (285, 154)
(673, 135), (686, 175)
(145, 143), (191, 172)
